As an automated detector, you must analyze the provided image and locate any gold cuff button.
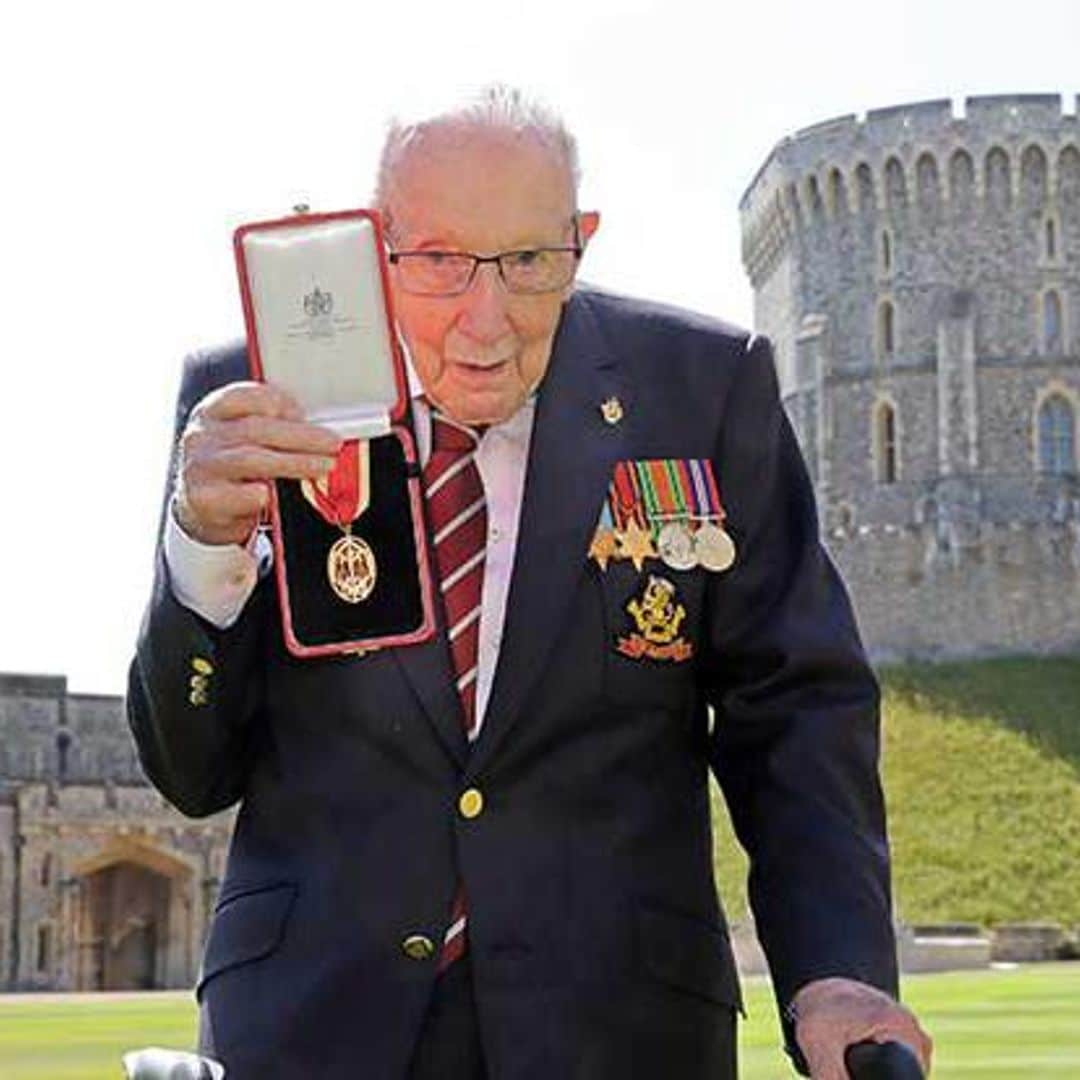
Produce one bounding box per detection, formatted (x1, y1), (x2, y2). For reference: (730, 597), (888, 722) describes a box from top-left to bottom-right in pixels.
(192, 657), (214, 675)
(401, 934), (435, 961)
(188, 689), (209, 707)
(458, 788), (484, 820)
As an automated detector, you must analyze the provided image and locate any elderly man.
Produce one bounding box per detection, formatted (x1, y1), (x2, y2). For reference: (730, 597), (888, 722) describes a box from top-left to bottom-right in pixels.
(128, 87), (931, 1079)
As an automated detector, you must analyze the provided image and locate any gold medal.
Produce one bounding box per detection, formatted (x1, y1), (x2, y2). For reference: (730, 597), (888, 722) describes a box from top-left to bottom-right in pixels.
(327, 529), (378, 603)
(694, 521), (736, 572)
(301, 440), (378, 603)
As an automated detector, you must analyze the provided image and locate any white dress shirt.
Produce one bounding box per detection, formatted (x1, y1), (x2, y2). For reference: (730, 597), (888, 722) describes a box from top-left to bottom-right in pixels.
(165, 395), (536, 732)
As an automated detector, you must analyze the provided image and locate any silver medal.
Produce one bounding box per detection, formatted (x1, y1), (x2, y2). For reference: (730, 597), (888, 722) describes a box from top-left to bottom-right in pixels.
(694, 521), (736, 572)
(657, 521), (697, 571)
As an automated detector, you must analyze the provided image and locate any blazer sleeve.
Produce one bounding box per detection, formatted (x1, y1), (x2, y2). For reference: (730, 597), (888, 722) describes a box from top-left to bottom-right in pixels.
(699, 336), (898, 1037)
(126, 350), (272, 818)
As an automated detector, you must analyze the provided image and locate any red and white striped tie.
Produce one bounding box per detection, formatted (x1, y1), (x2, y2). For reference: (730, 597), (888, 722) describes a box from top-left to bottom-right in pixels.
(424, 413), (487, 970)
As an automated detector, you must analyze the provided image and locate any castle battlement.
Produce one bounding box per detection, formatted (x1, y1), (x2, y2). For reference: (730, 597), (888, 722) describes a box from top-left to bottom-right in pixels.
(740, 94), (1080, 661)
(741, 94), (1080, 290)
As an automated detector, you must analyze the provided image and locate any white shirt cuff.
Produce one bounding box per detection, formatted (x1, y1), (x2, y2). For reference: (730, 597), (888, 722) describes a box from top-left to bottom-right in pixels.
(163, 503), (272, 629)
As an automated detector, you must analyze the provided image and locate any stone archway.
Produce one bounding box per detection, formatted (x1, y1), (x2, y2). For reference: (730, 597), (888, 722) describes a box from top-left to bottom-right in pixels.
(70, 839), (194, 991)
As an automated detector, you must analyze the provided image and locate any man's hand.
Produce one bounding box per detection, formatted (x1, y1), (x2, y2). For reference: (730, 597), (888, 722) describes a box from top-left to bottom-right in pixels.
(175, 381), (342, 546)
(793, 977), (932, 1079)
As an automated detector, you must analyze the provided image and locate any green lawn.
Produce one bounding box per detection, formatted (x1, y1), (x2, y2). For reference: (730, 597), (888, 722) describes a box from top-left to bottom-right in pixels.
(742, 963), (1080, 1077)
(711, 657), (1080, 927)
(1, 964), (1078, 1077)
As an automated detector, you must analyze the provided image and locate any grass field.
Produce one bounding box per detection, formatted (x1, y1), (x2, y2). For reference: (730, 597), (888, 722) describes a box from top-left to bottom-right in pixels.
(711, 657), (1080, 927)
(1, 963), (1078, 1078)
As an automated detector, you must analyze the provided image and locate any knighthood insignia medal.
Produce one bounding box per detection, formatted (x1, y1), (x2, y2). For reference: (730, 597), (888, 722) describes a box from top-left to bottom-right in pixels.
(300, 439), (378, 604)
(615, 574), (694, 663)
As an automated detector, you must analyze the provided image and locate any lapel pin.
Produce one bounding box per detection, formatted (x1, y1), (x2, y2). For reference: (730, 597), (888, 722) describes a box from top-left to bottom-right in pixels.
(600, 396), (624, 426)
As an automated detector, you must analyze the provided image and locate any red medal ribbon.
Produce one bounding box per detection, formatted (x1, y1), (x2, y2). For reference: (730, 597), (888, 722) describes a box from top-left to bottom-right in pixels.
(611, 461), (644, 530)
(302, 439), (370, 527)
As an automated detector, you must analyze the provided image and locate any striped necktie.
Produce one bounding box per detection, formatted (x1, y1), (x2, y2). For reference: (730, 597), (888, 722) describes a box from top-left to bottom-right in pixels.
(423, 413), (487, 969)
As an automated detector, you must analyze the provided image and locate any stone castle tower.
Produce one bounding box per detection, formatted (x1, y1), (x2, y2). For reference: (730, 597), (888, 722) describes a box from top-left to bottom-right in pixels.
(740, 94), (1080, 658)
(0, 673), (232, 991)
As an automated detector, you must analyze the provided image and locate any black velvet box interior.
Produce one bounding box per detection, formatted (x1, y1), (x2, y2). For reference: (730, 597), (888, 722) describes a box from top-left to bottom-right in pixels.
(275, 432), (427, 649)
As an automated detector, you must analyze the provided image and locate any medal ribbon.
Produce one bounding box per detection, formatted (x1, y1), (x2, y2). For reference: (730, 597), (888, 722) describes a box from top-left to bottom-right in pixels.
(701, 459), (726, 520)
(661, 460), (690, 520)
(687, 460), (725, 521)
(675, 459), (699, 517)
(301, 439), (371, 527)
(610, 461), (645, 530)
(634, 462), (662, 523)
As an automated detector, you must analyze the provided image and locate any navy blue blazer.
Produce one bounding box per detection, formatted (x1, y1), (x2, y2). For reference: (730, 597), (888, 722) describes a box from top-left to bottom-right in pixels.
(128, 287), (897, 1079)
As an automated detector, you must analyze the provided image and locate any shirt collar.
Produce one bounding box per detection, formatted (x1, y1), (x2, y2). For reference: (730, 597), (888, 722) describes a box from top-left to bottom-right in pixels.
(398, 332), (537, 443)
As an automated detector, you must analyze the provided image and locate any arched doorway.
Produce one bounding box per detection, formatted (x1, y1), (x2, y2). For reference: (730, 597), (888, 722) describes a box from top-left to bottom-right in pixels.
(71, 841), (194, 991)
(80, 862), (168, 989)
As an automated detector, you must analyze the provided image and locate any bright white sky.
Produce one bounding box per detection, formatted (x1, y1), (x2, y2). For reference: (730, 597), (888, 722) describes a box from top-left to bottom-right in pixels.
(1, 0), (1077, 694)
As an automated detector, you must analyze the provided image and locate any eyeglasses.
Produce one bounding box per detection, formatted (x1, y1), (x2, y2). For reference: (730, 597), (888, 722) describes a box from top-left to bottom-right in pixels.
(388, 222), (583, 297)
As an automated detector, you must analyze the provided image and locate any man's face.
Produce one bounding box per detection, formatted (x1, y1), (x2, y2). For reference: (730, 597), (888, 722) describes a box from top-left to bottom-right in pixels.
(385, 131), (597, 426)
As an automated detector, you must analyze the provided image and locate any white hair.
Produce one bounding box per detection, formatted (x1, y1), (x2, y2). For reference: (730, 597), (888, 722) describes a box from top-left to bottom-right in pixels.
(374, 84), (581, 228)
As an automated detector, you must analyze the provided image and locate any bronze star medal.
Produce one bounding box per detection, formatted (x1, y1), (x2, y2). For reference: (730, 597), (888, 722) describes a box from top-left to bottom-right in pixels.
(300, 439), (377, 603)
(588, 528), (618, 571)
(609, 461), (657, 570)
(618, 517), (657, 571)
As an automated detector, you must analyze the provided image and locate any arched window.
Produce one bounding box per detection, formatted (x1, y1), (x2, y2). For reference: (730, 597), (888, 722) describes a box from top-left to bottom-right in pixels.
(1046, 218), (1057, 260)
(878, 300), (896, 358)
(881, 230), (893, 275)
(40, 853), (52, 889)
(1043, 290), (1063, 354)
(986, 147), (1012, 211)
(829, 168), (848, 216)
(1038, 395), (1076, 475)
(36, 924), (52, 973)
(874, 401), (899, 484)
(855, 163), (875, 213)
(885, 157), (907, 210)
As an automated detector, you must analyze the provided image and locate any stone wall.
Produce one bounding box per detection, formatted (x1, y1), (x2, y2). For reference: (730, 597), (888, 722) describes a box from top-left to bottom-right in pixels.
(742, 95), (1080, 658)
(0, 676), (233, 991)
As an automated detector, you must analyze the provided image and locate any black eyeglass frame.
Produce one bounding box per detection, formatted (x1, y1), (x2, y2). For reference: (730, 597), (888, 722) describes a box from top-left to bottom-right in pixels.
(387, 218), (584, 297)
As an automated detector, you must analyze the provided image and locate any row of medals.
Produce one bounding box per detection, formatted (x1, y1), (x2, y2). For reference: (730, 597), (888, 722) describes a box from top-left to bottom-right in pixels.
(598, 516), (736, 573)
(657, 517), (736, 572)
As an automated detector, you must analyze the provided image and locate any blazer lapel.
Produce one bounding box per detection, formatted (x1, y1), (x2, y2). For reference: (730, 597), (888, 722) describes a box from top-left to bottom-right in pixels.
(391, 618), (469, 769)
(471, 292), (632, 775)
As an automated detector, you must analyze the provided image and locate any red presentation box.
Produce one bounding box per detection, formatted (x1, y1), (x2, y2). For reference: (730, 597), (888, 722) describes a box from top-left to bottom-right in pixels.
(234, 208), (435, 659)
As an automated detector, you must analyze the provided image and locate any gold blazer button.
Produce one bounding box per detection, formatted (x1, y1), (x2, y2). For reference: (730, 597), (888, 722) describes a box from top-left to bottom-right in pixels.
(401, 934), (435, 961)
(458, 788), (485, 820)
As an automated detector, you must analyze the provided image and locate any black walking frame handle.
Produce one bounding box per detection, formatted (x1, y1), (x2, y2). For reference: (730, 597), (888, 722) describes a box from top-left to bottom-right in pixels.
(845, 1038), (925, 1079)
(121, 1040), (923, 1078)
